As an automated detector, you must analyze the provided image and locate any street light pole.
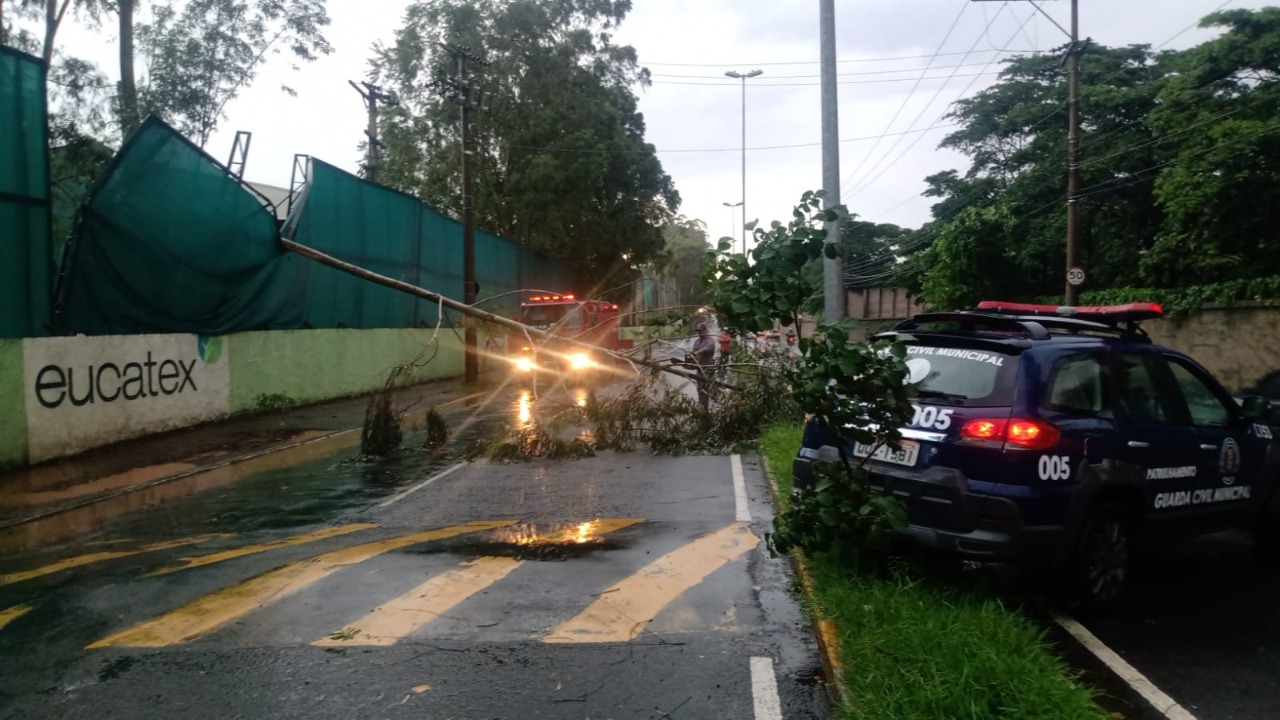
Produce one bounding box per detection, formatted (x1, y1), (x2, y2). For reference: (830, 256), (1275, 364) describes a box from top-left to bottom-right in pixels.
(722, 201), (742, 248)
(725, 69), (763, 255)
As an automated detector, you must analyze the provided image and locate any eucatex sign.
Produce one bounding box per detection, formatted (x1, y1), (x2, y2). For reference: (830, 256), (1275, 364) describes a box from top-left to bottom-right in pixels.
(34, 353), (199, 408)
(23, 335), (230, 462)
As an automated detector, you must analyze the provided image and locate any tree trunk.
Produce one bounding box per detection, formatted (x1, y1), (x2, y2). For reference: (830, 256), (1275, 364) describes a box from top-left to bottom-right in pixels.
(43, 0), (73, 65)
(117, 0), (141, 136)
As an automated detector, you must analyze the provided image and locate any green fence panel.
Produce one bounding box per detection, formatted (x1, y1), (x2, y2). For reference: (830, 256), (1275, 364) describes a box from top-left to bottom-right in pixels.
(0, 48), (52, 338)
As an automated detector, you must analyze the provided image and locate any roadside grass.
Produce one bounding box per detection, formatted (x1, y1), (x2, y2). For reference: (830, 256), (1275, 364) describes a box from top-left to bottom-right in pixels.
(759, 424), (1109, 720)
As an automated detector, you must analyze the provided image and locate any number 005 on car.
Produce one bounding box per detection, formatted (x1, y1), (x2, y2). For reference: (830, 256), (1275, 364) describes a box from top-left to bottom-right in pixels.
(853, 439), (919, 467)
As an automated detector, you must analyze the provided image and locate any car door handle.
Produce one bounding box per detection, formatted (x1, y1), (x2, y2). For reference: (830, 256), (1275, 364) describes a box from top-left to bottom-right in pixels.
(1127, 441), (1149, 448)
(1200, 444), (1218, 451)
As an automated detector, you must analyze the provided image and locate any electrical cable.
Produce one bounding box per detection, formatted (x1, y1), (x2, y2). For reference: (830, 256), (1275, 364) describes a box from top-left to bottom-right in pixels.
(838, 1), (973, 192)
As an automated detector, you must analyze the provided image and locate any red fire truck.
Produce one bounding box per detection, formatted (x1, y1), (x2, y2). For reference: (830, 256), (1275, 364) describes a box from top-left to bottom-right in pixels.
(509, 293), (632, 380)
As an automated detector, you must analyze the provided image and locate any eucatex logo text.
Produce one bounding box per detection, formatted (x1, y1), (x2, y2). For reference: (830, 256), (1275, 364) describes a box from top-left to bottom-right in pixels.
(34, 353), (198, 408)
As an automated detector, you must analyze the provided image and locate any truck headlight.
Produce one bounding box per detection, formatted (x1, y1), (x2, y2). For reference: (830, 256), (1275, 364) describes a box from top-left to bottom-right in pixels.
(568, 353), (592, 369)
(515, 357), (535, 372)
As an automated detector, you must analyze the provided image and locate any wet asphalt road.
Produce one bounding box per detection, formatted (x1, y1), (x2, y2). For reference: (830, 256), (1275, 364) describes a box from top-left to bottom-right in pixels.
(0, 388), (827, 719)
(1074, 530), (1280, 720)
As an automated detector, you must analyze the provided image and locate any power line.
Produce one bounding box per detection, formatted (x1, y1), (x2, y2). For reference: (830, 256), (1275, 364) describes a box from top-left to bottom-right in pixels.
(647, 71), (1003, 88)
(839, 1), (974, 192)
(847, 3), (1038, 197)
(504, 122), (961, 155)
(648, 59), (1011, 80)
(639, 47), (1039, 68)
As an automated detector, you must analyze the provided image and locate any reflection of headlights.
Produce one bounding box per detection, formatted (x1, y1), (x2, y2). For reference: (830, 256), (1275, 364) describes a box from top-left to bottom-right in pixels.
(568, 353), (592, 369)
(515, 357), (535, 372)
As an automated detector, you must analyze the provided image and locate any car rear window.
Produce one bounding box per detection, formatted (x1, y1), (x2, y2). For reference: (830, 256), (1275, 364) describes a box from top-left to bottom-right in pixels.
(904, 343), (1018, 406)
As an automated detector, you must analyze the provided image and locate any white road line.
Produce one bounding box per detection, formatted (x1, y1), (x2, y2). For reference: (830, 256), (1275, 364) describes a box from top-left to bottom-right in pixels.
(1052, 613), (1198, 720)
(378, 463), (466, 508)
(731, 454), (751, 522)
(750, 656), (783, 720)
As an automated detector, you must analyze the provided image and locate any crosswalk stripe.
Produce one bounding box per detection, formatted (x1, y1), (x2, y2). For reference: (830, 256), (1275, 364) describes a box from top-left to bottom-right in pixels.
(86, 520), (515, 649)
(0, 604), (33, 631)
(312, 557), (523, 647)
(145, 524), (379, 577)
(0, 535), (223, 587)
(544, 523), (757, 644)
(312, 518), (644, 646)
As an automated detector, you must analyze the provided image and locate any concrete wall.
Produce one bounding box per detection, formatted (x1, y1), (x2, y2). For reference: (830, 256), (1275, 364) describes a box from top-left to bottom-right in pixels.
(0, 340), (26, 467)
(229, 328), (462, 413)
(0, 327), (465, 469)
(1143, 304), (1280, 394)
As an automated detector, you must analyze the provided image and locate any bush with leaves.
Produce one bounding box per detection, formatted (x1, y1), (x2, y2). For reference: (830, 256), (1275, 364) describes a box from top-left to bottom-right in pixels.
(703, 191), (916, 562)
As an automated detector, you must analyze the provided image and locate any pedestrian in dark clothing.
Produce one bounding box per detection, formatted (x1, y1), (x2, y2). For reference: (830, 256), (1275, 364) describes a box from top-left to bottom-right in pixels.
(692, 322), (717, 410)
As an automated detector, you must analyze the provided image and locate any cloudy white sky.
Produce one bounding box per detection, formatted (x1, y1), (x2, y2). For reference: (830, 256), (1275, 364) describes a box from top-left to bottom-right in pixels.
(33, 0), (1273, 247)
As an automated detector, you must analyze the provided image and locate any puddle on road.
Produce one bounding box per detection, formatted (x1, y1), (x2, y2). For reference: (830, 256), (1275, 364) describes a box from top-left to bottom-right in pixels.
(411, 519), (640, 561)
(0, 382), (625, 554)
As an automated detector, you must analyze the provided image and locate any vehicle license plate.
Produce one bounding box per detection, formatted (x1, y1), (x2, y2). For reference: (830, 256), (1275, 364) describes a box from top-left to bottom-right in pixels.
(852, 439), (919, 467)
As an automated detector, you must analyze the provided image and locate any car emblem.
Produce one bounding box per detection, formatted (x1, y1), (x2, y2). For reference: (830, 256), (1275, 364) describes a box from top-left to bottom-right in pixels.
(1219, 437), (1241, 479)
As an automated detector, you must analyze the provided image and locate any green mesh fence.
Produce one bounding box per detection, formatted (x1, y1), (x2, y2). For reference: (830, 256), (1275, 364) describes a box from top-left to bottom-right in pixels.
(0, 48), (52, 338)
(285, 159), (571, 329)
(59, 118), (569, 335)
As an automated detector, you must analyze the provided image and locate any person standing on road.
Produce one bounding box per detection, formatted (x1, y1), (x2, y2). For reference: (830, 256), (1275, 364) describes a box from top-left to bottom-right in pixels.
(692, 322), (717, 410)
(717, 327), (732, 367)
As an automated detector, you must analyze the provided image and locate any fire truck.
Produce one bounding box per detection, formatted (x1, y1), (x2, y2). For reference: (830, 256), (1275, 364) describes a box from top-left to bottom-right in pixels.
(509, 293), (632, 381)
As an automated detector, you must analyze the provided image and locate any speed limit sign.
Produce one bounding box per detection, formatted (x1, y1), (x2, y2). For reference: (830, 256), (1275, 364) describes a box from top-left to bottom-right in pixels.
(1067, 266), (1086, 287)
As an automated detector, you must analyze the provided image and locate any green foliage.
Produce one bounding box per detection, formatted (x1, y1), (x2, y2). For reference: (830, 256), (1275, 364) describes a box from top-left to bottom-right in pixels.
(252, 392), (295, 411)
(1050, 275), (1280, 316)
(918, 204), (1021, 311)
(704, 192), (916, 562)
(136, 0), (333, 146)
(703, 189), (842, 332)
(373, 0), (678, 292)
(808, 558), (1109, 720)
(423, 407), (450, 450)
(769, 326), (915, 561)
(656, 216), (711, 308)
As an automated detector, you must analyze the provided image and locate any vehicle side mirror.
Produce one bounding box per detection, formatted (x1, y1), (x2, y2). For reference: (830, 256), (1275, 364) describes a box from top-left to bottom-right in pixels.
(1239, 395), (1269, 421)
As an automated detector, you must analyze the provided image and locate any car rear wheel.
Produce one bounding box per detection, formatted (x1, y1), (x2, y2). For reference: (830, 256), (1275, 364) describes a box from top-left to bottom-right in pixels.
(1070, 502), (1132, 615)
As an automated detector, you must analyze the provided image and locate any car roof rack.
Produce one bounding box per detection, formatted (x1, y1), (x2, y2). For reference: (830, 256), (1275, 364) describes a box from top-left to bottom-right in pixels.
(878, 312), (1051, 343)
(877, 310), (1153, 344)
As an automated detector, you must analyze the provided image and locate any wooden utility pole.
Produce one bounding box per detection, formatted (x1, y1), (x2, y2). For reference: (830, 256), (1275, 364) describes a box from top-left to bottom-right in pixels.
(1064, 0), (1082, 306)
(350, 81), (396, 184)
(972, 0), (1084, 305)
(432, 45), (488, 383)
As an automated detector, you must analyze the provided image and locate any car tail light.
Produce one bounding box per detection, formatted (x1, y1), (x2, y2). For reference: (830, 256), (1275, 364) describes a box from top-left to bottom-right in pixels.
(959, 418), (1059, 451)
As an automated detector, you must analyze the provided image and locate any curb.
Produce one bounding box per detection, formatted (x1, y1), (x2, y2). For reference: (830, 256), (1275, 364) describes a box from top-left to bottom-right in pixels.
(759, 457), (848, 709)
(0, 389), (487, 533)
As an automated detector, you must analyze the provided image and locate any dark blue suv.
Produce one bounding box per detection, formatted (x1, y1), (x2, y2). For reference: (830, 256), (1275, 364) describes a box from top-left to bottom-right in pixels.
(792, 302), (1280, 612)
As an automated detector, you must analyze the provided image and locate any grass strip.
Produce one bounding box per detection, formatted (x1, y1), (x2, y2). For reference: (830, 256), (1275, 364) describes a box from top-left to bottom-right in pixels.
(759, 424), (1110, 720)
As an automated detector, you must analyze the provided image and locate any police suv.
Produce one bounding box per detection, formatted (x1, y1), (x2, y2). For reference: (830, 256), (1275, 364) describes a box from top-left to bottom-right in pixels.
(792, 301), (1280, 612)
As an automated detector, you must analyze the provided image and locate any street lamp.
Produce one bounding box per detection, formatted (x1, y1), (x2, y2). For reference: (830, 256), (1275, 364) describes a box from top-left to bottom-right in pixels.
(725, 68), (763, 255)
(722, 201), (742, 250)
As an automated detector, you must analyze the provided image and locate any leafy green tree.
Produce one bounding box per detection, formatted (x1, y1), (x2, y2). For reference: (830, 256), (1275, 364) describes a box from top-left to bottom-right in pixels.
(658, 216), (711, 309)
(372, 0), (680, 292)
(1141, 8), (1280, 286)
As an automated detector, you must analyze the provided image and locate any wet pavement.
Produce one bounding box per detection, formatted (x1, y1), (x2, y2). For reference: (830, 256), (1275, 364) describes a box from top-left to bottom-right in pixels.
(1073, 531), (1280, 720)
(0, 382), (827, 719)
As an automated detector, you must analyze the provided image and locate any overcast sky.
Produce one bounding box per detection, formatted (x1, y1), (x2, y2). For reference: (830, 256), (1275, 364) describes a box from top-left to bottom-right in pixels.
(38, 0), (1273, 248)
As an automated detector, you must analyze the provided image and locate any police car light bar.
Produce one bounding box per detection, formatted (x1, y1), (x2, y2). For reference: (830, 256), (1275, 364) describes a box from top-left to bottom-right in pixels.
(977, 300), (1164, 323)
(528, 294), (577, 303)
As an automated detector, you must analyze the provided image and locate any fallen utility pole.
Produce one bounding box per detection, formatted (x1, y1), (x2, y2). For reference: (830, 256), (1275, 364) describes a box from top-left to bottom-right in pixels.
(280, 238), (737, 390)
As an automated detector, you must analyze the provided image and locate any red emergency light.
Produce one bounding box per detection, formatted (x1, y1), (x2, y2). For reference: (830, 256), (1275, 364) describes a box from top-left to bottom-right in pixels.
(529, 293), (577, 303)
(977, 300), (1163, 323)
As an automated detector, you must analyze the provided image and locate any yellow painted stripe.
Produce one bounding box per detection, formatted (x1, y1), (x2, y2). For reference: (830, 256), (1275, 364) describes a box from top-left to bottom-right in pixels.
(313, 557), (522, 647)
(313, 518), (643, 647)
(87, 520), (514, 649)
(0, 535), (223, 587)
(146, 524), (379, 577)
(0, 604), (33, 631)
(544, 523), (757, 644)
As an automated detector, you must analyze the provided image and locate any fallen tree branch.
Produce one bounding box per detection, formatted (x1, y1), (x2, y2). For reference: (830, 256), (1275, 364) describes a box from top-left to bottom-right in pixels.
(280, 238), (740, 390)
